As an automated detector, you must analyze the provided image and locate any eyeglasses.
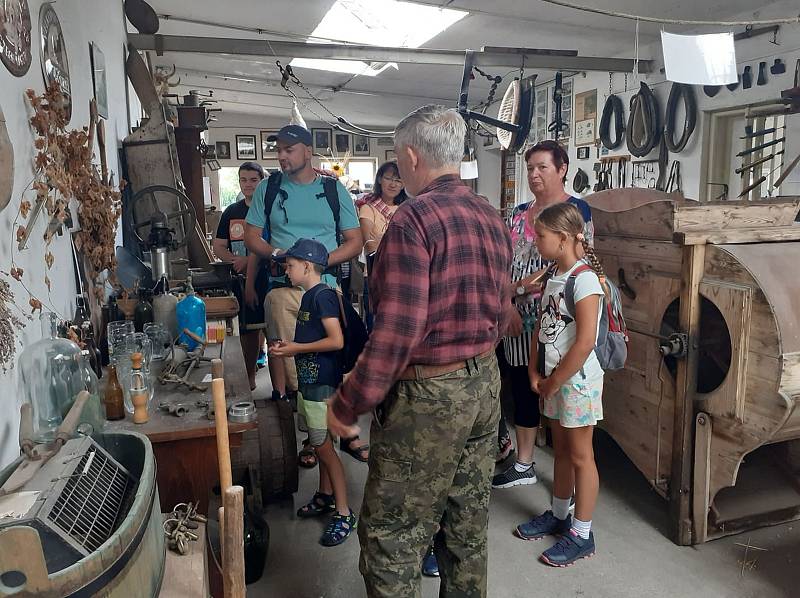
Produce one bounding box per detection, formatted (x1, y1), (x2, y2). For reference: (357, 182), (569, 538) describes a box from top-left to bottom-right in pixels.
(382, 176), (403, 185)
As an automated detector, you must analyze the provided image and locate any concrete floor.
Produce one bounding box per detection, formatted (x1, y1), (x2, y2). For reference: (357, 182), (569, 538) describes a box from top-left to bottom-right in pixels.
(249, 369), (800, 598)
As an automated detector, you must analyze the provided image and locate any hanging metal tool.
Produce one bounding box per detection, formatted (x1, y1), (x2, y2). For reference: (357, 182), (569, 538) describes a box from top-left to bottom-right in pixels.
(737, 136), (786, 157)
(548, 71), (567, 140)
(739, 176), (767, 198)
(735, 150), (784, 175)
(773, 152), (800, 189)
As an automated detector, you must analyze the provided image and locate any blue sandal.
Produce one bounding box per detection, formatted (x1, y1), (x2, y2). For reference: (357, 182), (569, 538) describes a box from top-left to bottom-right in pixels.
(320, 510), (356, 547)
(297, 492), (335, 518)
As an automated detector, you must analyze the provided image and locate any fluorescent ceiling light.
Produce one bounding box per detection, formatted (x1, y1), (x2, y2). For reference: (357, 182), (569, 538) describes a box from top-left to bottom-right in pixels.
(291, 0), (467, 76)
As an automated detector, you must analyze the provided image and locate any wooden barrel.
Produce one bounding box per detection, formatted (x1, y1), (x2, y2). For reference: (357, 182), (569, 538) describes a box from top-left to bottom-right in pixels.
(0, 431), (165, 597)
(231, 399), (298, 499)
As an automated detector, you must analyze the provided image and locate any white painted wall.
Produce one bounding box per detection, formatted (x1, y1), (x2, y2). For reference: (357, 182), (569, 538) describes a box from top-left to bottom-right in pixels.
(0, 0), (130, 468)
(556, 1), (800, 201)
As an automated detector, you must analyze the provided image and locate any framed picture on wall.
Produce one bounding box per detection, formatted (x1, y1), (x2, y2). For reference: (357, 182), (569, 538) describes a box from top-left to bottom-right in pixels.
(376, 136), (394, 147)
(385, 149), (397, 162)
(312, 128), (332, 154)
(334, 132), (351, 154)
(260, 131), (278, 159)
(353, 134), (370, 156)
(236, 135), (257, 160)
(215, 141), (231, 160)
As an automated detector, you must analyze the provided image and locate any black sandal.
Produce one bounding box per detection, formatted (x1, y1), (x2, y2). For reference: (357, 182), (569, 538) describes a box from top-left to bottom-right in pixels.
(340, 436), (369, 463)
(297, 492), (336, 518)
(299, 439), (318, 469)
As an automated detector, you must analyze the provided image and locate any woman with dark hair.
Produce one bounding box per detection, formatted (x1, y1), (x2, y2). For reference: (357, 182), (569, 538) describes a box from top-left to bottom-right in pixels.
(358, 160), (407, 331)
(492, 139), (595, 489)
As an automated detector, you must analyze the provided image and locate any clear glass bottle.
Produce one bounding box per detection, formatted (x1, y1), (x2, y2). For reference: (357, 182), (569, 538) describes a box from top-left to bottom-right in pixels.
(18, 312), (100, 442)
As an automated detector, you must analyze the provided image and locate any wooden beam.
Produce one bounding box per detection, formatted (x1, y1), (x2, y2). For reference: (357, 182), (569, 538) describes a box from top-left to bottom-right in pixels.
(675, 226), (800, 246)
(692, 413), (712, 544)
(670, 243), (705, 545)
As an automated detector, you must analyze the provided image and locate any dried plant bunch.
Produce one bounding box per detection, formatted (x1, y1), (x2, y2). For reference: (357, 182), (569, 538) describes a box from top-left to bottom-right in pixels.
(24, 83), (123, 302)
(0, 276), (26, 372)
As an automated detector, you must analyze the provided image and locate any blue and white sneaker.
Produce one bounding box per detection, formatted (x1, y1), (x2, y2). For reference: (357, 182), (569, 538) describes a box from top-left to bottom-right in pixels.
(491, 463), (537, 489)
(515, 510), (571, 541)
(540, 529), (595, 567)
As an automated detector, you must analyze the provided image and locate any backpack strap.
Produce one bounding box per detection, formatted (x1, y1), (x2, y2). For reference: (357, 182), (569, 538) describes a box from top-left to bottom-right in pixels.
(563, 263), (595, 318)
(320, 176), (341, 245)
(263, 171), (285, 243)
(320, 176), (343, 282)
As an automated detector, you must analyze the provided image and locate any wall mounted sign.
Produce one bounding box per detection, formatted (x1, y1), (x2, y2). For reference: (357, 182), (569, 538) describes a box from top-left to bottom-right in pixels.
(0, 0), (32, 76)
(39, 3), (71, 121)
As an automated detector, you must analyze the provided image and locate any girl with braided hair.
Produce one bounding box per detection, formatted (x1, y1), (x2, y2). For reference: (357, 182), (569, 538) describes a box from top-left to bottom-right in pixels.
(513, 201), (605, 567)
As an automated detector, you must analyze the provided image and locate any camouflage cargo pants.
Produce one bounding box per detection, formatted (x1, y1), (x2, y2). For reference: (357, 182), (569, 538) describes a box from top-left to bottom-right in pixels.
(359, 351), (501, 598)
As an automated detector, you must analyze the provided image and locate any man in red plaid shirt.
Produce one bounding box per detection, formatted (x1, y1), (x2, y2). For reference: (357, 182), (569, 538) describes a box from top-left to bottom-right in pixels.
(328, 105), (513, 597)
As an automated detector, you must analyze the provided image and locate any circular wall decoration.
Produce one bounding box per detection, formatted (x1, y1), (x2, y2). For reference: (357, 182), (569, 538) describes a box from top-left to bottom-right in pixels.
(39, 3), (71, 121)
(0, 104), (13, 213)
(0, 0), (33, 76)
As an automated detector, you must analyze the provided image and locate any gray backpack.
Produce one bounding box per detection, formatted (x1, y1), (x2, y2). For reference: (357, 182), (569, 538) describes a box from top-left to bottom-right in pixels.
(562, 263), (628, 371)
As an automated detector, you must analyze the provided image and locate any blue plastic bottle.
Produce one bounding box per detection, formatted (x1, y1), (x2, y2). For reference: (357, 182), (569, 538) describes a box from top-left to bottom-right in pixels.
(176, 275), (206, 350)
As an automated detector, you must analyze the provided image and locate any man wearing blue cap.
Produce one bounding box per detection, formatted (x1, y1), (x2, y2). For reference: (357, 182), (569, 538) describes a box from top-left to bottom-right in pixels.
(244, 125), (363, 405)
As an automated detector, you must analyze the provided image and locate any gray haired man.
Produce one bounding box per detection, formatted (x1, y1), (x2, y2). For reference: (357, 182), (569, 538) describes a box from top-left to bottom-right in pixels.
(327, 105), (513, 597)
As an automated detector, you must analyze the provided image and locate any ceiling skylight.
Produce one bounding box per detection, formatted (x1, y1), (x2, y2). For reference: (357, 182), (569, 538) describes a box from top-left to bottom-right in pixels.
(291, 0), (467, 77)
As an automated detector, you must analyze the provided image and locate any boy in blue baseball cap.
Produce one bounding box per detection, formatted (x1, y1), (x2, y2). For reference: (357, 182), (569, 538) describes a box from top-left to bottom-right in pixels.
(269, 238), (356, 546)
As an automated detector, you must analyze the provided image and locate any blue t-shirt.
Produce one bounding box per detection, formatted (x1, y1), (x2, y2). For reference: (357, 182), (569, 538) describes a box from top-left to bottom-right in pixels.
(294, 284), (342, 389)
(245, 175), (360, 287)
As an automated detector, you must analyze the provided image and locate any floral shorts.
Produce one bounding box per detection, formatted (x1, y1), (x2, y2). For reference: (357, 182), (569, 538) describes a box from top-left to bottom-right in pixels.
(541, 377), (603, 428)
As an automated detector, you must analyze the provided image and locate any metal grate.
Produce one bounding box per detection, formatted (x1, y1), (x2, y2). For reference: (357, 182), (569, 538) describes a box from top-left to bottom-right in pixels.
(47, 447), (133, 553)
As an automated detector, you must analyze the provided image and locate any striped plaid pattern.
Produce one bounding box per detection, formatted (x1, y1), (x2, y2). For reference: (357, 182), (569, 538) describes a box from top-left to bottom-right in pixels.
(331, 175), (513, 425)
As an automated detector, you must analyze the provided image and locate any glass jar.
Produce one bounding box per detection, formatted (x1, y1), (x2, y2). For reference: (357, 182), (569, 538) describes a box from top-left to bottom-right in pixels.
(144, 322), (170, 361)
(107, 320), (134, 364)
(18, 313), (100, 443)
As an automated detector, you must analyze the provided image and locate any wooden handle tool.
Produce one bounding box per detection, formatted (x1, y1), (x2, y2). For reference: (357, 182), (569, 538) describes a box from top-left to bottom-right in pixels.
(212, 378), (232, 493)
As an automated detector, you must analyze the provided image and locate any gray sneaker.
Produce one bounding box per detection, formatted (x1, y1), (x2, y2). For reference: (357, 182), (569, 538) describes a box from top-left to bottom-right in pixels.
(491, 463), (537, 489)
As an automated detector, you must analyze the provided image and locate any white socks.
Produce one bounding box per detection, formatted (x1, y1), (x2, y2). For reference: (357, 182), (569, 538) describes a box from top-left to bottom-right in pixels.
(571, 517), (592, 539)
(552, 496), (571, 521)
(514, 461), (532, 473)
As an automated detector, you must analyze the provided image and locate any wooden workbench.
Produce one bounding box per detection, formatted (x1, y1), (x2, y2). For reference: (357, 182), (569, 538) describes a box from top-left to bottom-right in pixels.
(106, 338), (257, 515)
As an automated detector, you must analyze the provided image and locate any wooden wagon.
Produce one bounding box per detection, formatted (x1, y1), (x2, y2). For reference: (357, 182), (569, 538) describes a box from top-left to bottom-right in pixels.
(584, 189), (800, 545)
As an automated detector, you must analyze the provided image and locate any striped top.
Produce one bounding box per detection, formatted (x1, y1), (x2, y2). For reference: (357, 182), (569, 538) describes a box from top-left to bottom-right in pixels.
(502, 196), (594, 367)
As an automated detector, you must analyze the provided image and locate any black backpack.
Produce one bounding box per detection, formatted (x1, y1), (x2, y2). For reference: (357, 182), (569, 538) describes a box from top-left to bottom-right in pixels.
(310, 286), (368, 375)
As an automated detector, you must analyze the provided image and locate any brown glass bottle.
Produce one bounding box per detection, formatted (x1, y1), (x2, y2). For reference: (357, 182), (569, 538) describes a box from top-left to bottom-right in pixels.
(104, 365), (125, 420)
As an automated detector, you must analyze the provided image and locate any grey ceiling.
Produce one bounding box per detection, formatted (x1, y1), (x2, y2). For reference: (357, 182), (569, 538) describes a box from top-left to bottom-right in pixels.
(141, 0), (768, 126)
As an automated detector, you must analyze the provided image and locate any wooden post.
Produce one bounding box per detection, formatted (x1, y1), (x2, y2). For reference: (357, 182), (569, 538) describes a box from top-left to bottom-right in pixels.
(223, 485), (246, 598)
(692, 412), (713, 544)
(669, 243), (705, 545)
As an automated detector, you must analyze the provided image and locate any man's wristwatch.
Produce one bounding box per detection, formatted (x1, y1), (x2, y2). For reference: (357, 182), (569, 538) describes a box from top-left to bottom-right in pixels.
(516, 285), (526, 296)
(271, 248), (281, 259)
